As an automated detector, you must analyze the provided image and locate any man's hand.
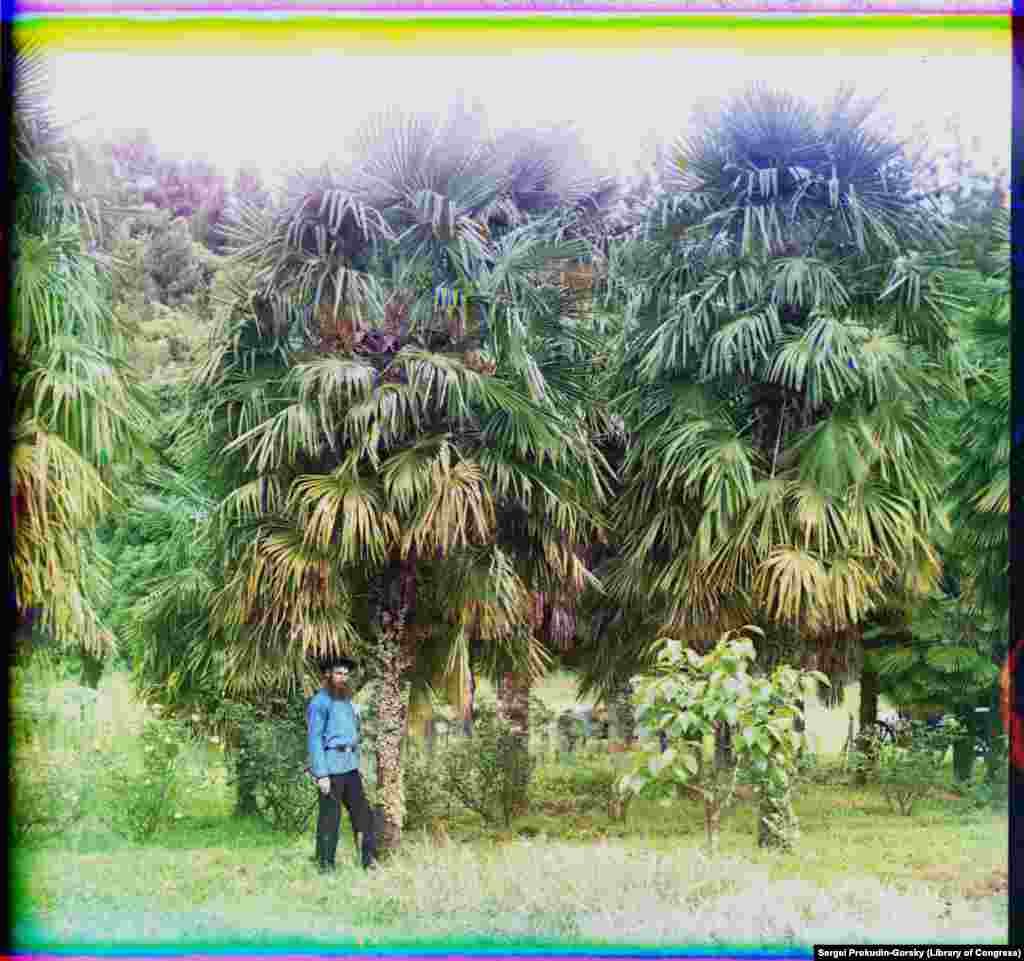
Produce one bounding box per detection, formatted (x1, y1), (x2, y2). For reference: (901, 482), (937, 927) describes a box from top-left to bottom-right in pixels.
(317, 776), (331, 796)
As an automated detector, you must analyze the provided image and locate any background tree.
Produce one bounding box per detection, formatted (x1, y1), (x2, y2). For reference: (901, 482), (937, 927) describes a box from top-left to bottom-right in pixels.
(11, 46), (154, 675)
(867, 207), (1010, 784)
(591, 86), (970, 770)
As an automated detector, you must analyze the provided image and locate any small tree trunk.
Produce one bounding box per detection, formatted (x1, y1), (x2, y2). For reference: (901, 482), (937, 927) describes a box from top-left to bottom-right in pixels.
(79, 648), (104, 690)
(855, 667), (880, 786)
(952, 736), (975, 783)
(793, 697), (807, 759)
(463, 668), (476, 737)
(611, 677), (636, 746)
(714, 722), (734, 771)
(704, 801), (721, 857)
(375, 624), (412, 860)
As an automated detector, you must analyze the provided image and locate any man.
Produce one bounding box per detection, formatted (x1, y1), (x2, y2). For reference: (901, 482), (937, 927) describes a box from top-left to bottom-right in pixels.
(307, 655), (377, 872)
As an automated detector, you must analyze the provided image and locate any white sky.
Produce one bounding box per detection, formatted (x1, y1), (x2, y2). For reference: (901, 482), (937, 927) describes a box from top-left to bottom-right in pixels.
(49, 48), (1010, 187)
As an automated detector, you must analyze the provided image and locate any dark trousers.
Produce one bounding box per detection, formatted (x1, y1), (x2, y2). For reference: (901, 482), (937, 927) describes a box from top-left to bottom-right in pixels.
(316, 771), (377, 869)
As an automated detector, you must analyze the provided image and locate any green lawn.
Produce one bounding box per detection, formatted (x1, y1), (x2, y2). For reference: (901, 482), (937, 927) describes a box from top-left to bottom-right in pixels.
(10, 670), (1007, 950)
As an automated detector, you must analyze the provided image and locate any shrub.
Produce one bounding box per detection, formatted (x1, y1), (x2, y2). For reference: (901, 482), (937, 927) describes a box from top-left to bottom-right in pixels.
(9, 747), (97, 846)
(101, 717), (191, 842)
(621, 627), (825, 854)
(217, 698), (315, 835)
(441, 700), (536, 827)
(403, 737), (453, 832)
(532, 763), (632, 822)
(853, 719), (959, 816)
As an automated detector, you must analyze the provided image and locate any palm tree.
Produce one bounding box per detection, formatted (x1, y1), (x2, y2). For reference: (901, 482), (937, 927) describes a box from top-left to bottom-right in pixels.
(10, 45), (154, 668)
(156, 102), (608, 855)
(596, 86), (969, 840)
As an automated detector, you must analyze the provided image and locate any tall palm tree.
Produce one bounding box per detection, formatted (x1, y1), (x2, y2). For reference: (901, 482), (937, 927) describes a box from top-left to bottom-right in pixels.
(10, 45), (154, 665)
(594, 87), (969, 822)
(161, 103), (608, 855)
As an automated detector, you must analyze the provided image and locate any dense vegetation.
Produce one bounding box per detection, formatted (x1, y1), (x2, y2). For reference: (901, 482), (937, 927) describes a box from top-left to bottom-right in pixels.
(11, 44), (1009, 934)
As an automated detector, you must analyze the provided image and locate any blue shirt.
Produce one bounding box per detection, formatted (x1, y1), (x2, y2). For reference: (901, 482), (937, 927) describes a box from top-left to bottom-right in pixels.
(307, 689), (362, 777)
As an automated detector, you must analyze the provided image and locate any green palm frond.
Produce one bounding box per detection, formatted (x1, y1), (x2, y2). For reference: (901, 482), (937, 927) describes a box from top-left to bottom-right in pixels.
(701, 306), (781, 380)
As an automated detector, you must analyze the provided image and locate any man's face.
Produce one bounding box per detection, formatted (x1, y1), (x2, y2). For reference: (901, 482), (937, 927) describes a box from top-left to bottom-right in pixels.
(326, 668), (351, 695)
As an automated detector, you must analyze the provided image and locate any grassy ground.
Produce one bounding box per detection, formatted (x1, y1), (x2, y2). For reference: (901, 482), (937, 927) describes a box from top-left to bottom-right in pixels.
(11, 669), (1007, 949)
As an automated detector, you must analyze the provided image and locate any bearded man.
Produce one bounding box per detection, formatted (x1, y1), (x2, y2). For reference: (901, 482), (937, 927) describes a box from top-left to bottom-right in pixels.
(307, 655), (377, 872)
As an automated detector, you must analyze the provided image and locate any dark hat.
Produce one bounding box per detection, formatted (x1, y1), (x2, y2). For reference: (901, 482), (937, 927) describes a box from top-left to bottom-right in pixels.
(318, 654), (357, 674)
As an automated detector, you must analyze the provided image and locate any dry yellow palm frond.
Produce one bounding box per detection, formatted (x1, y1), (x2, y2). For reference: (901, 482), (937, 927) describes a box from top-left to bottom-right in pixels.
(288, 356), (376, 420)
(541, 538), (598, 596)
(403, 455), (494, 558)
(755, 546), (830, 633)
(290, 465), (398, 564)
(820, 555), (881, 634)
(12, 427), (114, 535)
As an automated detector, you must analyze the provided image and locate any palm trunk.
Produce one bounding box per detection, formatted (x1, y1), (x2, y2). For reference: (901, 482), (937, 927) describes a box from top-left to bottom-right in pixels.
(498, 670), (531, 740)
(611, 677), (636, 745)
(466, 667), (477, 733)
(229, 725), (259, 817)
(375, 623), (411, 859)
(498, 670), (531, 818)
(855, 667), (880, 786)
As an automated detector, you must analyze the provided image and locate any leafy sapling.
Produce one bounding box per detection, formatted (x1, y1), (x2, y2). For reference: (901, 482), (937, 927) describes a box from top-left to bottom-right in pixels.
(618, 627), (828, 855)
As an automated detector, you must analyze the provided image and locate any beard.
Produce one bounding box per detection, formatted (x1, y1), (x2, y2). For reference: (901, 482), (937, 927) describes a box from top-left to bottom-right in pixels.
(326, 678), (353, 700)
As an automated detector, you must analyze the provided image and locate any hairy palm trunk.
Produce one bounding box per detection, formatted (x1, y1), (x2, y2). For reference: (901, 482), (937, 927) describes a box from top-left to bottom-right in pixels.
(610, 677), (636, 745)
(375, 623), (412, 858)
(498, 670), (531, 817)
(498, 670), (531, 739)
(855, 667), (881, 785)
(229, 725), (259, 817)
(463, 668), (476, 737)
(374, 561), (416, 859)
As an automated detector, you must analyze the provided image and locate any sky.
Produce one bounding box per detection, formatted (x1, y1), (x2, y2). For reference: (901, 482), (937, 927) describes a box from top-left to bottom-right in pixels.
(48, 44), (1011, 188)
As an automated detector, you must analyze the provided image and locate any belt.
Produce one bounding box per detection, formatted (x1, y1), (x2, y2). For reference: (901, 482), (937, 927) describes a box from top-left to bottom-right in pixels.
(328, 745), (358, 753)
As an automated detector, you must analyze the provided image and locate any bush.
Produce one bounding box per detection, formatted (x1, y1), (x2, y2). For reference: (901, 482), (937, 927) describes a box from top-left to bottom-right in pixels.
(10, 747), (97, 847)
(792, 752), (850, 788)
(531, 763), (632, 822)
(218, 698), (315, 835)
(101, 717), (191, 842)
(402, 737), (453, 832)
(853, 719), (958, 816)
(441, 700), (536, 828)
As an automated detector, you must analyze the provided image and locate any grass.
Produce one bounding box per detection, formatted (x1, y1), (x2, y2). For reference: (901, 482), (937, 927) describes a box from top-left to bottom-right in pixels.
(10, 668), (1008, 950)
